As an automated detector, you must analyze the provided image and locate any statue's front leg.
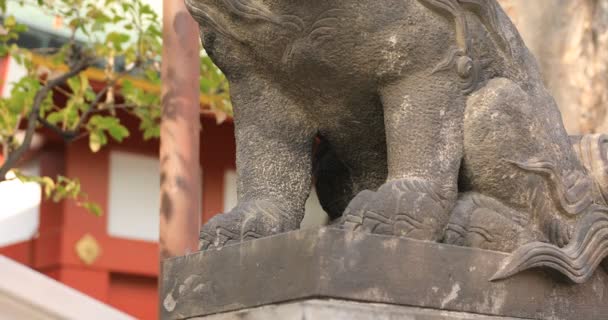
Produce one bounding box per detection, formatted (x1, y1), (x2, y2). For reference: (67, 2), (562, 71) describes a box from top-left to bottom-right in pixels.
(342, 75), (464, 241)
(200, 76), (315, 250)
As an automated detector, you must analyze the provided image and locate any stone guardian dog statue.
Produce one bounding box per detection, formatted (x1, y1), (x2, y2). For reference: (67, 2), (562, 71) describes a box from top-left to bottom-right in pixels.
(185, 0), (608, 283)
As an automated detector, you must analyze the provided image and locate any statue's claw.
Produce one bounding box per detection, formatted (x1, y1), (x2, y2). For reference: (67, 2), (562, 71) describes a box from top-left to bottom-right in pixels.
(339, 190), (376, 232)
(340, 179), (451, 241)
(198, 212), (242, 251)
(198, 200), (297, 251)
(199, 233), (213, 251)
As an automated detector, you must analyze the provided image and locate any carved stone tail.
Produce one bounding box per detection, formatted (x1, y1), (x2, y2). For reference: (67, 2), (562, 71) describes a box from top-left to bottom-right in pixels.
(491, 208), (608, 283)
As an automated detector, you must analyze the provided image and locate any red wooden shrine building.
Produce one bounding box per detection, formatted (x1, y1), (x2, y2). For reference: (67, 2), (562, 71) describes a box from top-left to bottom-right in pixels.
(0, 54), (238, 319)
(0, 12), (327, 316)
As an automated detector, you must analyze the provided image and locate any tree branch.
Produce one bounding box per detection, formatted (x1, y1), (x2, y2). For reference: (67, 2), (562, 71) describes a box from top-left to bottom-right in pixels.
(72, 84), (111, 129)
(30, 66), (140, 148)
(71, 68), (133, 131)
(0, 59), (91, 182)
(36, 115), (79, 140)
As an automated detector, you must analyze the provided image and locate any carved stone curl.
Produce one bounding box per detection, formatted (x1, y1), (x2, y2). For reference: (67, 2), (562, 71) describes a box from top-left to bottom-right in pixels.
(185, 0), (608, 284)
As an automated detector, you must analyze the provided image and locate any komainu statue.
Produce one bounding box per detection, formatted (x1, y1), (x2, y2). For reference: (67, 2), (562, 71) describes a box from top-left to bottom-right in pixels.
(185, 0), (608, 283)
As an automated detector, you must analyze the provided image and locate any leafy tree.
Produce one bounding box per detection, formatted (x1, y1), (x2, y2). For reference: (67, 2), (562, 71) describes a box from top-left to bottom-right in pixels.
(0, 0), (230, 215)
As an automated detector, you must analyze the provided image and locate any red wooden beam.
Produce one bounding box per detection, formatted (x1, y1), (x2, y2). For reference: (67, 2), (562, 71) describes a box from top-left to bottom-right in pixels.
(0, 240), (34, 265)
(0, 56), (10, 94)
(159, 0), (202, 259)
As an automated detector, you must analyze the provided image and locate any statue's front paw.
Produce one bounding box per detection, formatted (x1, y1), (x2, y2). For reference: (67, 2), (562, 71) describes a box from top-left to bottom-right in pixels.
(341, 179), (452, 241)
(199, 211), (243, 251)
(199, 200), (296, 251)
(339, 190), (376, 232)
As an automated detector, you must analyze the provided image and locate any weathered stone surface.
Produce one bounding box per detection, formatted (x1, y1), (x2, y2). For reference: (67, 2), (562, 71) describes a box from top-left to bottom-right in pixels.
(199, 299), (525, 320)
(183, 0), (608, 284)
(161, 228), (608, 320)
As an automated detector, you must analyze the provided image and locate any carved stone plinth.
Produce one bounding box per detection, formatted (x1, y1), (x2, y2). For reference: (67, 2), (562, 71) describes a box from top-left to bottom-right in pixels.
(199, 300), (523, 320)
(161, 228), (608, 320)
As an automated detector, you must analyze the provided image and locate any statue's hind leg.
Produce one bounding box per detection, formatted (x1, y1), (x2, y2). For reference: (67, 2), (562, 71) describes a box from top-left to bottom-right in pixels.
(459, 77), (594, 248)
(460, 78), (608, 283)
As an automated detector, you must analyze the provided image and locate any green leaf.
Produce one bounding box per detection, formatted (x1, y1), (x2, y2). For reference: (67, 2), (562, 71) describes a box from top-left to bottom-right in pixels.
(89, 130), (105, 152)
(13, 23), (28, 33)
(12, 169), (30, 183)
(144, 69), (160, 84)
(46, 111), (63, 125)
(84, 88), (96, 102)
(67, 76), (81, 94)
(121, 2), (132, 12)
(121, 79), (135, 94)
(68, 17), (85, 31)
(81, 202), (103, 216)
(107, 122), (129, 141)
(5, 16), (16, 28)
(140, 4), (155, 16)
(41, 176), (56, 199)
(79, 73), (89, 93)
(142, 126), (160, 140)
(105, 32), (130, 51)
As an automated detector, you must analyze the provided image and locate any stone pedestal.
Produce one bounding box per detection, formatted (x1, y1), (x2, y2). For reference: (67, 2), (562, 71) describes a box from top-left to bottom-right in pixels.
(161, 228), (608, 320)
(200, 300), (525, 320)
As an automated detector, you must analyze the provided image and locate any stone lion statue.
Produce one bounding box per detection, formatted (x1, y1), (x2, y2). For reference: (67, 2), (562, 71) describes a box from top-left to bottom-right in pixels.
(185, 0), (608, 283)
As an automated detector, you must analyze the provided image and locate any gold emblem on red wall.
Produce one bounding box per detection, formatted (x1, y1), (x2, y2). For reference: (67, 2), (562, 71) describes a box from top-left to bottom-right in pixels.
(75, 234), (101, 265)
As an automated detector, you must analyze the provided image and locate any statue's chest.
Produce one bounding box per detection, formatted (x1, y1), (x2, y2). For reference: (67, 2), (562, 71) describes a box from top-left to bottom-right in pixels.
(279, 6), (378, 60)
(201, 1), (410, 85)
(272, 6), (408, 83)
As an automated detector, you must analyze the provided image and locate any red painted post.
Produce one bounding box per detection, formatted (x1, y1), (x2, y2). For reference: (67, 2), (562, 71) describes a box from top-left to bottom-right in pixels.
(159, 0), (201, 260)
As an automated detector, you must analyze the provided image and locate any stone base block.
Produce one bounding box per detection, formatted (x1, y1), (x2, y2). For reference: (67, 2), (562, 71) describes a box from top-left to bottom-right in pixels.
(161, 228), (608, 320)
(200, 299), (525, 320)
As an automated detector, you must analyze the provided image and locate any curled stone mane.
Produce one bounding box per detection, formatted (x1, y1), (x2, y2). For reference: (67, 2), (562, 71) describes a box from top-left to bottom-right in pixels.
(417, 0), (510, 55)
(185, 0), (303, 43)
(218, 0), (304, 31)
(417, 0), (512, 92)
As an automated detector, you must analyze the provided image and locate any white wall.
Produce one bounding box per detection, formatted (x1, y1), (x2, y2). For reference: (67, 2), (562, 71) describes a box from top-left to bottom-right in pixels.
(0, 161), (41, 247)
(107, 151), (160, 242)
(222, 169), (238, 212)
(302, 187), (329, 228)
(1, 57), (28, 98)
